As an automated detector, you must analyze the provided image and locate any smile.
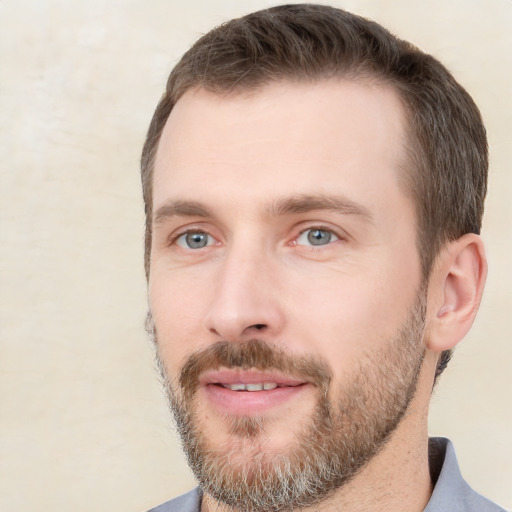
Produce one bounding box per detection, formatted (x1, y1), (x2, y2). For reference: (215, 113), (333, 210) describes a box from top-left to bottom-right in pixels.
(198, 370), (311, 415)
(219, 382), (283, 391)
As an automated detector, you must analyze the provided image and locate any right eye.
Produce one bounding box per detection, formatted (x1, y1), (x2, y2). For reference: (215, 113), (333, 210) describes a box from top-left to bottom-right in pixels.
(176, 231), (214, 249)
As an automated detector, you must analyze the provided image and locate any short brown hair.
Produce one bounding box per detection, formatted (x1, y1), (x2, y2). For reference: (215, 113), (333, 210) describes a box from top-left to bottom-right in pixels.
(141, 4), (488, 379)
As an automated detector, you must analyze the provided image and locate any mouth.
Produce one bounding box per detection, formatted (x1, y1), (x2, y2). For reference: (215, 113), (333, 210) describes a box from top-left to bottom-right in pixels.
(198, 369), (311, 415)
(218, 382), (283, 391)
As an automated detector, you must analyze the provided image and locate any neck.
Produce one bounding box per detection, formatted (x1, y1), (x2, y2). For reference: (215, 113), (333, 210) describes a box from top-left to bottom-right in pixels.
(203, 433), (431, 512)
(313, 414), (432, 512)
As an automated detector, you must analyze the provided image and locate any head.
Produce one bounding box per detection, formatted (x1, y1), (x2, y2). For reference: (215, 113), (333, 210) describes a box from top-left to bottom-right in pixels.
(142, 4), (488, 510)
(142, 4), (487, 381)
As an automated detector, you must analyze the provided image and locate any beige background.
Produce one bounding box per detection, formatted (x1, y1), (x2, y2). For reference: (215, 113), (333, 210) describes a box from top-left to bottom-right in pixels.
(1, 1), (510, 511)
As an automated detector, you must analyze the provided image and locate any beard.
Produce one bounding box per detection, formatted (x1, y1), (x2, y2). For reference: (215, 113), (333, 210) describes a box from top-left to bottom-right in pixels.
(151, 292), (426, 512)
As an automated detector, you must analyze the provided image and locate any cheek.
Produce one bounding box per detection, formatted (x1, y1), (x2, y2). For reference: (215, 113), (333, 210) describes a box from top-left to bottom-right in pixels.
(283, 263), (419, 370)
(149, 271), (211, 376)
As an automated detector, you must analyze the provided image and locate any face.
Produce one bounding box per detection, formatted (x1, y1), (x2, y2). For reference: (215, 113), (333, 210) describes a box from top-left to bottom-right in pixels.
(149, 80), (426, 510)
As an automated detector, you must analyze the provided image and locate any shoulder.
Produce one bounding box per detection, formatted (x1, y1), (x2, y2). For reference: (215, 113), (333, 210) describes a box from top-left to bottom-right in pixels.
(425, 438), (508, 512)
(146, 488), (202, 512)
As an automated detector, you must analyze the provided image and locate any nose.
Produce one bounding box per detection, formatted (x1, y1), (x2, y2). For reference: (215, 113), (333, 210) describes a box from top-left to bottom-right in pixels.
(203, 242), (285, 342)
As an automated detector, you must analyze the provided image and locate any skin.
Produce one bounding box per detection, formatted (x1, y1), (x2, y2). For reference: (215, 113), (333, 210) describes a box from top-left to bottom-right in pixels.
(149, 80), (487, 511)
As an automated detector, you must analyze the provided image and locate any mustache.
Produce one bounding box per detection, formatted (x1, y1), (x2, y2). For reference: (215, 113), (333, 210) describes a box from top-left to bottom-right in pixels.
(178, 339), (333, 400)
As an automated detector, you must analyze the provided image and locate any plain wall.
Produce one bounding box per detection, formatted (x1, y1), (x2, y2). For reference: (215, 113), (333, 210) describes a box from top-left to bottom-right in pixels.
(1, 1), (510, 511)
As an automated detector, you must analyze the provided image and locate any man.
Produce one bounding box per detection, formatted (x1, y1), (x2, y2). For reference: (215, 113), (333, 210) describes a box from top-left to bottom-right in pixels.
(141, 5), (505, 512)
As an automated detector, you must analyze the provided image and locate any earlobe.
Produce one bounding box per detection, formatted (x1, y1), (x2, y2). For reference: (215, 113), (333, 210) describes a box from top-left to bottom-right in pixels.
(426, 233), (487, 352)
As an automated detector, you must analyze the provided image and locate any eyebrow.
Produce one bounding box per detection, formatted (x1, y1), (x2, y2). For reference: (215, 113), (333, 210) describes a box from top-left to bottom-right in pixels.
(153, 193), (373, 225)
(154, 200), (213, 224)
(266, 193), (373, 222)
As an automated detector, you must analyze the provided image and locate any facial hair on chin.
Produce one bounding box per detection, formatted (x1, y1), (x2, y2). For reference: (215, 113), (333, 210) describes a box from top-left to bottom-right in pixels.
(150, 293), (426, 512)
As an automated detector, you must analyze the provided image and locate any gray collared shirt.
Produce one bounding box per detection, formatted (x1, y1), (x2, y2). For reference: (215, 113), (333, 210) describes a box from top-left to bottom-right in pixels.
(147, 438), (507, 512)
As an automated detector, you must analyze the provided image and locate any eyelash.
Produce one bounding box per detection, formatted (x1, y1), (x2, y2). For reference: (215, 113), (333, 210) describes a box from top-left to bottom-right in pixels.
(295, 225), (341, 247)
(168, 227), (215, 249)
(167, 224), (344, 250)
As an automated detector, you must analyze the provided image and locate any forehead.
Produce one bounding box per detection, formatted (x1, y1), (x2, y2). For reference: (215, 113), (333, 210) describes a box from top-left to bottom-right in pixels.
(153, 79), (409, 216)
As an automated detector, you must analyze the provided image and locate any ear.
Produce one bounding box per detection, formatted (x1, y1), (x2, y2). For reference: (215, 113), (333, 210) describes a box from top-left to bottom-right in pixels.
(426, 233), (487, 352)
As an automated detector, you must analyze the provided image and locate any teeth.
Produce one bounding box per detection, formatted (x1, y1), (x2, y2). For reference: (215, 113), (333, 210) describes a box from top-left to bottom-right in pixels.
(229, 383), (246, 391)
(246, 383), (264, 391)
(223, 383), (279, 391)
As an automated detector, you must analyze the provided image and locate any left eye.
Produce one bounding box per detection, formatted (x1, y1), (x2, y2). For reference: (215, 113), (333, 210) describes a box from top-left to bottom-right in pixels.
(296, 228), (339, 246)
(176, 231), (214, 249)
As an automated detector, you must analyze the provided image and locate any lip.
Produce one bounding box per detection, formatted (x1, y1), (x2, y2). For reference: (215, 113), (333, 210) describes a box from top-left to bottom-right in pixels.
(199, 369), (311, 416)
(200, 369), (306, 387)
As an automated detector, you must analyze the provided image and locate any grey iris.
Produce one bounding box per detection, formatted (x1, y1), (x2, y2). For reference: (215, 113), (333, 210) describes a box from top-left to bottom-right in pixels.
(186, 232), (208, 248)
(308, 229), (332, 246)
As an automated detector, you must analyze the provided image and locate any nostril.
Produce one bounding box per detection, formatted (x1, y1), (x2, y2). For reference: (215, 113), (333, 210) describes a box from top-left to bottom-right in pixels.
(254, 324), (266, 330)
